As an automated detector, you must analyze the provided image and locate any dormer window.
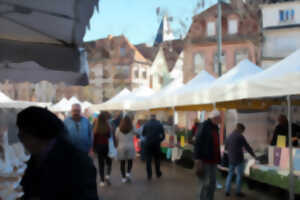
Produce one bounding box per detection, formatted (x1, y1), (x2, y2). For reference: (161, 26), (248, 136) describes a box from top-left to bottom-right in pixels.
(207, 21), (216, 36)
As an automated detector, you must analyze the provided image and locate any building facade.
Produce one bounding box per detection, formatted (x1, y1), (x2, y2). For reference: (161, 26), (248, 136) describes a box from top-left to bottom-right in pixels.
(184, 2), (261, 82)
(85, 35), (151, 102)
(261, 0), (300, 68)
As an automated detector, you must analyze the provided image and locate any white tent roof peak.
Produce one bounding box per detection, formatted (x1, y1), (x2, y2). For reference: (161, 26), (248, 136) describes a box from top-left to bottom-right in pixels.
(0, 91), (13, 102)
(213, 59), (262, 85)
(68, 96), (81, 105)
(255, 48), (300, 79)
(132, 86), (155, 97)
(186, 70), (215, 87)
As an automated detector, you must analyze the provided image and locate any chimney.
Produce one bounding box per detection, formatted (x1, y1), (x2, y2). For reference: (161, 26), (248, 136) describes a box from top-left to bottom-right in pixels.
(107, 34), (113, 40)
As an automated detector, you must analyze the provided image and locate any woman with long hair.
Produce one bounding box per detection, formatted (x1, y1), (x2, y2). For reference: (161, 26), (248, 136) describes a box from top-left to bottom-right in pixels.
(115, 115), (136, 183)
(93, 112), (113, 187)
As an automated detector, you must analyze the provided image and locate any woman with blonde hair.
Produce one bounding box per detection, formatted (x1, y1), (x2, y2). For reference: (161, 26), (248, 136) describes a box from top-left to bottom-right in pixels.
(115, 115), (136, 183)
(93, 112), (113, 187)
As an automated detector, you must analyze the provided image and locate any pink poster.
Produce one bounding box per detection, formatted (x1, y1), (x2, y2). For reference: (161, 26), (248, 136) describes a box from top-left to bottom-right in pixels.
(274, 147), (282, 167)
(279, 148), (289, 170)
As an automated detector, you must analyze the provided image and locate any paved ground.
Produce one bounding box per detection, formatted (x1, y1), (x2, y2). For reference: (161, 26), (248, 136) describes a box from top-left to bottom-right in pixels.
(94, 158), (288, 200)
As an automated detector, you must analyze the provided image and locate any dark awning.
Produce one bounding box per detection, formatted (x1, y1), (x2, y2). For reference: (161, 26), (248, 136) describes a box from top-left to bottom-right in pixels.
(0, 0), (99, 85)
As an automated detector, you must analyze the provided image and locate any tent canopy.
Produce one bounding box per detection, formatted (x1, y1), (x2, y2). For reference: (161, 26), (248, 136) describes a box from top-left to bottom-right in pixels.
(132, 79), (183, 110)
(223, 49), (300, 102)
(0, 0), (99, 85)
(91, 88), (132, 111)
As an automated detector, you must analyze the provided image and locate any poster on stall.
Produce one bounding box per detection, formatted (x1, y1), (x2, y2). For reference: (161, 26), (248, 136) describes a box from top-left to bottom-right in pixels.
(180, 136), (185, 147)
(293, 149), (300, 171)
(274, 147), (282, 167)
(276, 135), (286, 148)
(280, 148), (289, 170)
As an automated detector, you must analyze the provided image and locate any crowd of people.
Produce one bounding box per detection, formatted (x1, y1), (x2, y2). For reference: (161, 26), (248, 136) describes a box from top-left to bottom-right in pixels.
(4, 103), (299, 200)
(15, 104), (165, 200)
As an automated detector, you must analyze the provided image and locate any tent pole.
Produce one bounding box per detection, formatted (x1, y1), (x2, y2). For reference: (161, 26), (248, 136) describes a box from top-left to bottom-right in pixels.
(287, 95), (294, 200)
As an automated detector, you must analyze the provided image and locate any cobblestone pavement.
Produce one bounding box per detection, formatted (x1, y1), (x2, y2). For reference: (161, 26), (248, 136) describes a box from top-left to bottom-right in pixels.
(95, 158), (287, 200)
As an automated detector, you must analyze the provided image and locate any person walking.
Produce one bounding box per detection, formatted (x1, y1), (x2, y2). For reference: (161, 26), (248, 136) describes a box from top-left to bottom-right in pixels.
(142, 114), (165, 181)
(225, 123), (256, 197)
(115, 115), (136, 183)
(17, 107), (98, 200)
(64, 104), (93, 154)
(93, 112), (114, 187)
(194, 110), (221, 200)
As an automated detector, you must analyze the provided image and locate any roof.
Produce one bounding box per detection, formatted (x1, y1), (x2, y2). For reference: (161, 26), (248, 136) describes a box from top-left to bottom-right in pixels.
(135, 43), (159, 61)
(193, 2), (238, 19)
(85, 35), (150, 66)
(136, 39), (184, 71)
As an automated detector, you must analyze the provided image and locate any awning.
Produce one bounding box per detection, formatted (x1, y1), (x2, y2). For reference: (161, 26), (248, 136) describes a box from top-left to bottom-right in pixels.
(0, 0), (99, 85)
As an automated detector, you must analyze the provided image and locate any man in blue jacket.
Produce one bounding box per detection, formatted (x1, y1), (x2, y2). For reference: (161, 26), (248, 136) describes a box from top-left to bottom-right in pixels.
(194, 110), (221, 200)
(64, 104), (93, 154)
(143, 114), (165, 180)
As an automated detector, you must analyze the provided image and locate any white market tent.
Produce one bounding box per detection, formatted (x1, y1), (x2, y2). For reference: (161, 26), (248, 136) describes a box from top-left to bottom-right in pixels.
(131, 79), (183, 111)
(94, 86), (155, 111)
(0, 90), (50, 109)
(82, 101), (93, 111)
(50, 97), (69, 112)
(91, 88), (131, 111)
(119, 86), (155, 110)
(50, 96), (86, 112)
(219, 49), (300, 102)
(155, 70), (216, 109)
(172, 59), (263, 110)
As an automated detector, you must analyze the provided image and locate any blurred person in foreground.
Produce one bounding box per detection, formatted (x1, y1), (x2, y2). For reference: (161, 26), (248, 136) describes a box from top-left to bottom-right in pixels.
(194, 110), (221, 200)
(64, 104), (93, 154)
(17, 106), (98, 200)
(225, 123), (256, 197)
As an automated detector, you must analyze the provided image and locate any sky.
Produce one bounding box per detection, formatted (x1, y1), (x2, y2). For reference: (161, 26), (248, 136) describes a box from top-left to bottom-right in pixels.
(84, 0), (221, 45)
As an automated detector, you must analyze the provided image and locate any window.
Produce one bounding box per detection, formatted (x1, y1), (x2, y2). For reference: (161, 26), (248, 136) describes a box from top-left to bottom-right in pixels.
(235, 49), (249, 65)
(114, 65), (130, 79)
(143, 71), (147, 79)
(194, 53), (205, 73)
(134, 69), (139, 79)
(228, 19), (238, 34)
(214, 52), (227, 75)
(207, 21), (216, 36)
(279, 9), (295, 22)
(160, 76), (164, 85)
(120, 47), (126, 57)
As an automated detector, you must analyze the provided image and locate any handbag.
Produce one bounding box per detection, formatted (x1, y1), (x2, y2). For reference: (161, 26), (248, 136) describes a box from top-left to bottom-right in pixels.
(108, 137), (117, 159)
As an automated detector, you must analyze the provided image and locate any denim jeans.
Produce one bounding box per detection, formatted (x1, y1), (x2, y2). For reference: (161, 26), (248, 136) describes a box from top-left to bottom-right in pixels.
(198, 164), (217, 200)
(225, 163), (245, 194)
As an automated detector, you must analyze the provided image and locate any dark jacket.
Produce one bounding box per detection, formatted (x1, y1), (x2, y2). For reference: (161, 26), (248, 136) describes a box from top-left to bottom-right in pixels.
(194, 119), (220, 162)
(225, 130), (256, 165)
(21, 137), (98, 200)
(271, 123), (300, 146)
(142, 119), (165, 147)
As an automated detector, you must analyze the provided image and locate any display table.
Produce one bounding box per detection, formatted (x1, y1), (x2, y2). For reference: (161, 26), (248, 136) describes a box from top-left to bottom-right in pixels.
(249, 165), (300, 194)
